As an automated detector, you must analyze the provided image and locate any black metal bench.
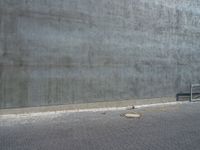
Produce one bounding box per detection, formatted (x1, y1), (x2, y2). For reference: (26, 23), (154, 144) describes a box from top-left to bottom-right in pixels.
(176, 93), (200, 101)
(176, 84), (200, 102)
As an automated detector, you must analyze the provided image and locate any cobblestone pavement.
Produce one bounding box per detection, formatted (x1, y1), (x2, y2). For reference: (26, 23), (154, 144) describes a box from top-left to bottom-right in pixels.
(0, 102), (200, 150)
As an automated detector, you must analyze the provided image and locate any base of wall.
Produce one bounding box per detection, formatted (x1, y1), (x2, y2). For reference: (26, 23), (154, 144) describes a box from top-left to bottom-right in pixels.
(0, 97), (176, 115)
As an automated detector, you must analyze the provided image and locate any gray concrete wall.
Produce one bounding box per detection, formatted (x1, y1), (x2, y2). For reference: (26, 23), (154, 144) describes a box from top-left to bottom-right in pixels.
(0, 0), (200, 108)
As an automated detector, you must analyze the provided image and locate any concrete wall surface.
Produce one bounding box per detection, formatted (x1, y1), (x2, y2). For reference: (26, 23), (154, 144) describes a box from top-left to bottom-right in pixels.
(0, 0), (200, 108)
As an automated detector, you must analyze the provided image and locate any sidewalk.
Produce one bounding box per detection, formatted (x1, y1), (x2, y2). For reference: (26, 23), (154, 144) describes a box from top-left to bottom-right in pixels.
(0, 102), (200, 150)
